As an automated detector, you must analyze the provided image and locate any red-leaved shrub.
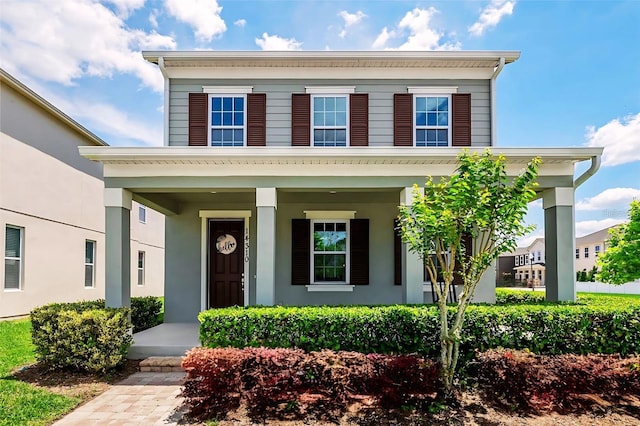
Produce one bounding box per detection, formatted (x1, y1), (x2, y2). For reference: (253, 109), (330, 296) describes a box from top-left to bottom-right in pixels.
(476, 349), (640, 413)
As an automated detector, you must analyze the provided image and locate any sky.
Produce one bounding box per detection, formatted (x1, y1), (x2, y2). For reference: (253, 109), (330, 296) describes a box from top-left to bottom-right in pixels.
(1, 0), (639, 245)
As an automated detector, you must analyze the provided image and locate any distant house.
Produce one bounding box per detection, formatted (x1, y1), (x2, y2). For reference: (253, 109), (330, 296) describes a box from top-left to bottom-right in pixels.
(0, 70), (165, 318)
(575, 226), (614, 274)
(78, 50), (603, 324)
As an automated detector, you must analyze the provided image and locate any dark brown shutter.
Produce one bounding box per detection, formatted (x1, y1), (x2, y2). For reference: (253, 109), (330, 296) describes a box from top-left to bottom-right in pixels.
(188, 93), (208, 146)
(291, 219), (311, 285)
(350, 93), (368, 146)
(247, 93), (266, 146)
(394, 94), (413, 146)
(350, 219), (369, 285)
(453, 233), (472, 285)
(394, 219), (401, 285)
(452, 93), (471, 147)
(291, 94), (310, 146)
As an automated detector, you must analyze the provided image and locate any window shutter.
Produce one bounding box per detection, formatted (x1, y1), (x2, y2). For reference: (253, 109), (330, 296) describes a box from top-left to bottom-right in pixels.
(394, 94), (413, 146)
(291, 94), (310, 146)
(350, 93), (368, 146)
(453, 233), (472, 285)
(247, 93), (266, 146)
(452, 93), (471, 147)
(350, 219), (369, 285)
(291, 219), (310, 285)
(394, 219), (401, 285)
(188, 93), (208, 146)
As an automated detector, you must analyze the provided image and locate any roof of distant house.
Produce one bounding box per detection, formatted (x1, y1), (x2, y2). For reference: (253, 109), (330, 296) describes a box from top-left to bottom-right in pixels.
(0, 68), (108, 147)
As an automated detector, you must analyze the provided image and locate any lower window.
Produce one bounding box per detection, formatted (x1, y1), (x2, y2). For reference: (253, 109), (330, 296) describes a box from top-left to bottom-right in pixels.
(312, 221), (348, 283)
(4, 225), (23, 290)
(137, 251), (145, 286)
(85, 240), (95, 288)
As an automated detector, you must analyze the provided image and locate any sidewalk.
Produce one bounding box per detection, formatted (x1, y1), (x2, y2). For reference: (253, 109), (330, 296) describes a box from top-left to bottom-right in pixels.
(53, 372), (187, 425)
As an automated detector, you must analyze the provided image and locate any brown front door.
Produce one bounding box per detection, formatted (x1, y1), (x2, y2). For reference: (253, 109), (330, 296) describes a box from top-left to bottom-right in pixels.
(209, 220), (244, 308)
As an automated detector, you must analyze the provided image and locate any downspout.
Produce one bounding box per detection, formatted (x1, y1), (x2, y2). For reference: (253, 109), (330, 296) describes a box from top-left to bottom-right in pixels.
(574, 155), (601, 188)
(490, 57), (506, 146)
(158, 57), (170, 147)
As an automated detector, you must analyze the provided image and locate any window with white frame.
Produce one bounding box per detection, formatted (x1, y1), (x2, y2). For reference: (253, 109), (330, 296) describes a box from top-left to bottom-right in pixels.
(537, 251), (542, 261)
(584, 247), (589, 258)
(84, 240), (95, 288)
(312, 221), (348, 283)
(137, 251), (145, 286)
(595, 245), (601, 256)
(209, 95), (246, 147)
(139, 205), (146, 224)
(4, 225), (23, 290)
(414, 95), (450, 147)
(515, 255), (519, 266)
(576, 248), (580, 259)
(312, 96), (348, 147)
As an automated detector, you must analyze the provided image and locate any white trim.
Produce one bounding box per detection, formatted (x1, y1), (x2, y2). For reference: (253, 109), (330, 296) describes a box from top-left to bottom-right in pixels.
(199, 210), (252, 310)
(542, 187), (574, 209)
(306, 285), (355, 292)
(306, 86), (355, 94)
(208, 94), (247, 147)
(256, 188), (277, 208)
(203, 86), (253, 94)
(104, 188), (132, 210)
(304, 210), (356, 220)
(310, 219), (349, 285)
(408, 86), (458, 94)
(310, 93), (350, 147)
(413, 94), (452, 147)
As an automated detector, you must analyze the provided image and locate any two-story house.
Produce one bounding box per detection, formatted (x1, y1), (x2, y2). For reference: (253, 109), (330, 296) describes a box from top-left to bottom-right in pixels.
(80, 51), (602, 324)
(0, 69), (165, 318)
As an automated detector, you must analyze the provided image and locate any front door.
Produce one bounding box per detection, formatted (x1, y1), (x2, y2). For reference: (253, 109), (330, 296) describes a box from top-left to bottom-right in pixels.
(209, 220), (244, 308)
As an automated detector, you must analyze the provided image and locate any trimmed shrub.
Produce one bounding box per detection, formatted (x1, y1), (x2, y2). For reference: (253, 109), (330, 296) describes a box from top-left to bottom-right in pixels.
(199, 302), (640, 359)
(495, 288), (546, 304)
(131, 296), (163, 332)
(30, 302), (132, 373)
(477, 349), (640, 412)
(181, 347), (440, 421)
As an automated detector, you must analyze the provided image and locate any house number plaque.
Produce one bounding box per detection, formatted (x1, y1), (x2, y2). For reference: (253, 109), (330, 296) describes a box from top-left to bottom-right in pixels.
(216, 234), (237, 255)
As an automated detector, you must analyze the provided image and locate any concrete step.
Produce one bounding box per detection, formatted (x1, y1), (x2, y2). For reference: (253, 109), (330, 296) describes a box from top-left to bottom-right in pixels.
(139, 356), (185, 372)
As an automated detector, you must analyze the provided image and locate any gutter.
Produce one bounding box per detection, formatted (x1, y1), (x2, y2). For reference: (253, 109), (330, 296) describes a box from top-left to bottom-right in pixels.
(490, 57), (506, 146)
(158, 57), (170, 147)
(574, 155), (601, 188)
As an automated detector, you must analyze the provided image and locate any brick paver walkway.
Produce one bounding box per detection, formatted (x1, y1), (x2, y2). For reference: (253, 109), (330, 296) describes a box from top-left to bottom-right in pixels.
(53, 372), (187, 425)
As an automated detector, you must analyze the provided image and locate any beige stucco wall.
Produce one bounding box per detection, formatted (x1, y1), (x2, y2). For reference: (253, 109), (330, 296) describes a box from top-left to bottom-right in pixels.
(575, 241), (603, 273)
(1, 132), (164, 318)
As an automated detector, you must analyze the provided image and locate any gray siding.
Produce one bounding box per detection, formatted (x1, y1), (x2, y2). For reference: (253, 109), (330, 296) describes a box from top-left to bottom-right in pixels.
(0, 82), (104, 179)
(169, 79), (491, 148)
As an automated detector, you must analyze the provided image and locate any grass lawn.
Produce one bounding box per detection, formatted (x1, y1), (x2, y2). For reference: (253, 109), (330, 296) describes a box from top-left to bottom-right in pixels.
(0, 320), (79, 426)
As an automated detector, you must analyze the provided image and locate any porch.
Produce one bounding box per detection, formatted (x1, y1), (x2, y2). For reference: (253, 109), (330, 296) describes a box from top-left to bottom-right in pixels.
(128, 322), (200, 359)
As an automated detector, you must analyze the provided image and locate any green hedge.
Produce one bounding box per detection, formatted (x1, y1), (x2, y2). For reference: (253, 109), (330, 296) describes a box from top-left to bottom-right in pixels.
(31, 303), (132, 373)
(199, 302), (640, 358)
(29, 297), (162, 372)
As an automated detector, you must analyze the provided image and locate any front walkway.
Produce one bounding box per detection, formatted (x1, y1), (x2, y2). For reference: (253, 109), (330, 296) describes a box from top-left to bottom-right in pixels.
(53, 372), (186, 425)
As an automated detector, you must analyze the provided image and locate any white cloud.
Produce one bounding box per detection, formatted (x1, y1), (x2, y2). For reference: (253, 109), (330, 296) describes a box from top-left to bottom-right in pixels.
(234, 18), (246, 28)
(338, 10), (366, 38)
(585, 112), (640, 166)
(577, 188), (640, 212)
(517, 231), (544, 248)
(372, 7), (460, 50)
(104, 0), (146, 17)
(0, 0), (175, 93)
(469, 0), (516, 37)
(165, 0), (226, 42)
(575, 218), (627, 238)
(149, 8), (160, 28)
(255, 33), (302, 50)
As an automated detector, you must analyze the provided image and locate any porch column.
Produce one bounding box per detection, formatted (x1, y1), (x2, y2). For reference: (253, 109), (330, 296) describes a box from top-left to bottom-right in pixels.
(543, 187), (576, 302)
(104, 188), (132, 308)
(400, 187), (424, 304)
(472, 232), (496, 303)
(256, 188), (277, 306)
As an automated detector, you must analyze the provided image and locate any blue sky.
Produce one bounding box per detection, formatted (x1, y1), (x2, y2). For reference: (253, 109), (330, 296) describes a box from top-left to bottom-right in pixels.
(1, 0), (639, 243)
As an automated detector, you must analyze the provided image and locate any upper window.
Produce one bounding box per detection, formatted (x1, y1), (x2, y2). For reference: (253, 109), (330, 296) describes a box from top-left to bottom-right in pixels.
(139, 205), (146, 224)
(4, 225), (23, 290)
(537, 251), (542, 261)
(312, 96), (348, 147)
(576, 248), (580, 259)
(210, 95), (245, 147)
(595, 245), (601, 256)
(312, 220), (348, 283)
(85, 240), (95, 288)
(415, 96), (450, 147)
(584, 247), (589, 258)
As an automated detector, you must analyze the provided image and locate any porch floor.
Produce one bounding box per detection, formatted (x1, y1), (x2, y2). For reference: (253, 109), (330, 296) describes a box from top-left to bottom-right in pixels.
(128, 322), (200, 359)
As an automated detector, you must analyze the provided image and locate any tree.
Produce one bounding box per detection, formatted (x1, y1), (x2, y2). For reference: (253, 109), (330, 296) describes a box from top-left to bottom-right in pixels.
(597, 200), (640, 284)
(397, 149), (540, 396)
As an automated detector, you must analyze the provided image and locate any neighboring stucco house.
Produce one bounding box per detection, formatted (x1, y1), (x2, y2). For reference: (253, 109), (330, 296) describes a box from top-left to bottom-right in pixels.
(575, 226), (613, 274)
(0, 70), (165, 318)
(512, 238), (546, 286)
(79, 51), (603, 324)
